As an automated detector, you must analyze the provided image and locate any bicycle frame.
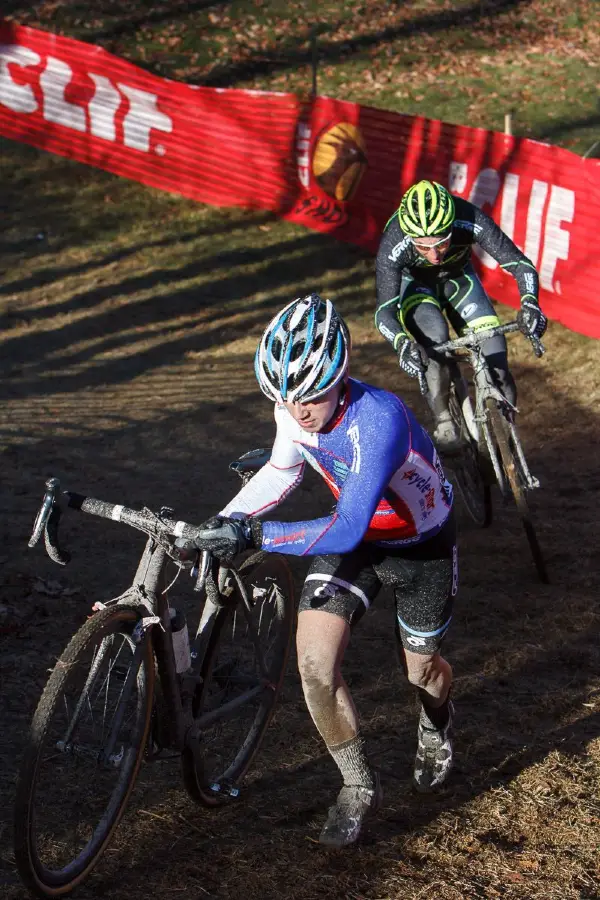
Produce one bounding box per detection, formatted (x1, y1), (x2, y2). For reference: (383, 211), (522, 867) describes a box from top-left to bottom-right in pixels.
(28, 473), (277, 768)
(434, 321), (542, 495)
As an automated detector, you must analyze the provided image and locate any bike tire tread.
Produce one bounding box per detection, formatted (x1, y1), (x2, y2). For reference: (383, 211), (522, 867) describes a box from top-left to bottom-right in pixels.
(14, 605), (154, 898)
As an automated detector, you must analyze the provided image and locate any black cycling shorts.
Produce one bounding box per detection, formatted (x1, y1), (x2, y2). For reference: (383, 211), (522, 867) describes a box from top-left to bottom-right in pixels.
(298, 510), (457, 655)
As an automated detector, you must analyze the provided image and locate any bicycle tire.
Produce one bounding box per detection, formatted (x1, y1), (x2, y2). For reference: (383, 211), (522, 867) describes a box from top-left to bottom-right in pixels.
(14, 605), (154, 898)
(182, 551), (294, 807)
(485, 399), (549, 583)
(447, 381), (492, 528)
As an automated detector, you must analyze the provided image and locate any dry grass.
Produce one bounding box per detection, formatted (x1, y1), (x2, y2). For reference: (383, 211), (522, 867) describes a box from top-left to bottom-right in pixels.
(1, 137), (600, 899)
(4, 0), (599, 152)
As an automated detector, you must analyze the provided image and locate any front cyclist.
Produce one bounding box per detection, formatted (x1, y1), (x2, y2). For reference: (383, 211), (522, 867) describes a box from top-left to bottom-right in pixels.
(375, 179), (548, 452)
(192, 293), (458, 848)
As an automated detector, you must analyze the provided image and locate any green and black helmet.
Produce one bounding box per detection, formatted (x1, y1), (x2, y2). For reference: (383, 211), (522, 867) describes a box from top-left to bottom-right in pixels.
(397, 180), (456, 237)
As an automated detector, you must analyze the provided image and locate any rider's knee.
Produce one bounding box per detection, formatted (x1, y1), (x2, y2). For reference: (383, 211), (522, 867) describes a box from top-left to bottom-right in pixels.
(296, 641), (338, 691)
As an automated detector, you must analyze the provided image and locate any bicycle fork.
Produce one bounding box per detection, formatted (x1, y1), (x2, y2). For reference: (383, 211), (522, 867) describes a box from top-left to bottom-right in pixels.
(474, 361), (540, 494)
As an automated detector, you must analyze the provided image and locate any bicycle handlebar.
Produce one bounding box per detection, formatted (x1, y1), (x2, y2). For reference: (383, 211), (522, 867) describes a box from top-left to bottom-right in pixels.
(432, 321), (545, 357)
(65, 490), (202, 540)
(416, 321), (544, 397)
(29, 480), (216, 591)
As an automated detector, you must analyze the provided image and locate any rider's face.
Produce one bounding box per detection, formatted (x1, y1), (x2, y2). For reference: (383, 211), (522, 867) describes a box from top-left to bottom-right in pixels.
(412, 232), (452, 265)
(283, 383), (343, 433)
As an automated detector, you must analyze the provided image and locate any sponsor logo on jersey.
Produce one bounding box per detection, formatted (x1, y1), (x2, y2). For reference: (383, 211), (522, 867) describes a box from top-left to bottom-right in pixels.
(462, 302), (478, 318)
(333, 459), (350, 481)
(524, 272), (536, 293)
(454, 219), (482, 235)
(402, 468), (433, 494)
(347, 423), (361, 474)
(388, 237), (411, 262)
(272, 528), (306, 546)
(433, 453), (453, 506)
(378, 322), (397, 343)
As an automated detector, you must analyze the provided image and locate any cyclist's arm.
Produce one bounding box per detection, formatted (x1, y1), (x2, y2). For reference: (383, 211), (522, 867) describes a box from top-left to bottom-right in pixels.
(471, 205), (540, 305)
(260, 403), (408, 556)
(220, 405), (305, 518)
(374, 223), (414, 350)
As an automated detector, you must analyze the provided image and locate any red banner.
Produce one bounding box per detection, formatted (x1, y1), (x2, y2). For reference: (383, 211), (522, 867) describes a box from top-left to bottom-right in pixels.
(1, 21), (599, 337)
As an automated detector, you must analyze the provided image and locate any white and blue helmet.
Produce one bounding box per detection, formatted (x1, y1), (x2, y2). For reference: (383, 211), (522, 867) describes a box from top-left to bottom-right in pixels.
(255, 294), (350, 403)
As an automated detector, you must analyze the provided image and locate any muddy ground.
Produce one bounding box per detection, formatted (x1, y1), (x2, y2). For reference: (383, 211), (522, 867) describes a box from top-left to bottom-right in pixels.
(1, 182), (600, 899)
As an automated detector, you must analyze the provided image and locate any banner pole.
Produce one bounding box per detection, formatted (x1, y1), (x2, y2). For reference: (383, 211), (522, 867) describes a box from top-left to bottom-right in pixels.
(310, 28), (318, 97)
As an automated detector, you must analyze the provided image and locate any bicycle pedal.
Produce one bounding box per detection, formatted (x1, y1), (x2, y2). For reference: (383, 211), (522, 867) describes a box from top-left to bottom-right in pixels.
(209, 781), (240, 799)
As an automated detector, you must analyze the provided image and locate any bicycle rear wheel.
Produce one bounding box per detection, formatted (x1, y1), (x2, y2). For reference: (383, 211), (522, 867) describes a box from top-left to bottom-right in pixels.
(14, 605), (154, 898)
(182, 551), (294, 807)
(447, 380), (492, 528)
(485, 399), (549, 583)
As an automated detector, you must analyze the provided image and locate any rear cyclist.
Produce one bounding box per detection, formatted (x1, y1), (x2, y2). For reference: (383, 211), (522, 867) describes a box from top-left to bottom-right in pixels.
(375, 179), (548, 452)
(191, 293), (458, 849)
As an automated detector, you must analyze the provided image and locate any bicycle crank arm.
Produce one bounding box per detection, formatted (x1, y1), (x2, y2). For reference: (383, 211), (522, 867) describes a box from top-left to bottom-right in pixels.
(55, 739), (125, 768)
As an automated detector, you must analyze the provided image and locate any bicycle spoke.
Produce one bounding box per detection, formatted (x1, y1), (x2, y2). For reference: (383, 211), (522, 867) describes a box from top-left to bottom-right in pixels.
(15, 608), (153, 890)
(182, 553), (293, 805)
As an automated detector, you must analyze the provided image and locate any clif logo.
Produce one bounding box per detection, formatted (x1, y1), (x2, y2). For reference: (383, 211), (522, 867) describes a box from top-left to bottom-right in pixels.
(0, 45), (173, 154)
(296, 120), (367, 202)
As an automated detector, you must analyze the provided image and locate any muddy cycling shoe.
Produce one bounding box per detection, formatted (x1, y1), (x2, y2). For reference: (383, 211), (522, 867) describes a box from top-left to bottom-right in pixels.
(432, 414), (463, 455)
(319, 774), (382, 848)
(413, 702), (454, 792)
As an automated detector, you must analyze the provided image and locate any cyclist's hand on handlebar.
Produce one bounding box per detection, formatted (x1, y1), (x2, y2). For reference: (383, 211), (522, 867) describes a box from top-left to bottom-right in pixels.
(192, 515), (262, 563)
(517, 298), (547, 340)
(397, 336), (428, 381)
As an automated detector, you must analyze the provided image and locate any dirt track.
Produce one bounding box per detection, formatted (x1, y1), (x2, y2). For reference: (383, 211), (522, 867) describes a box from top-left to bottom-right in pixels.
(1, 186), (600, 898)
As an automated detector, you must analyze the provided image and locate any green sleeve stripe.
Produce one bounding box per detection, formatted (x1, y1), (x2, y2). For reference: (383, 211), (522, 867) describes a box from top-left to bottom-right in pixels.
(500, 260), (537, 271)
(393, 331), (407, 350)
(374, 296), (401, 324)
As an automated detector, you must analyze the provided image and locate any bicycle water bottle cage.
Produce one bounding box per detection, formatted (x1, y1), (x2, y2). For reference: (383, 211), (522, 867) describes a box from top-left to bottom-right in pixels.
(229, 448), (272, 481)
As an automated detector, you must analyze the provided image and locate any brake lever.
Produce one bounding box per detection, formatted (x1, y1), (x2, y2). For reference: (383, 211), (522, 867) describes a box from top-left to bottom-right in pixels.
(529, 334), (545, 358)
(29, 477), (60, 548)
(45, 504), (70, 566)
(193, 550), (212, 593)
(29, 478), (71, 564)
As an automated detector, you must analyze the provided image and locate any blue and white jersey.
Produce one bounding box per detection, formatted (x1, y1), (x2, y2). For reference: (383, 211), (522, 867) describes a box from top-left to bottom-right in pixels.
(221, 378), (453, 557)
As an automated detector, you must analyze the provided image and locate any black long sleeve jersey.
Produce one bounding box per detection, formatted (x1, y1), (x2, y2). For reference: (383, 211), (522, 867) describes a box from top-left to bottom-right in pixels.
(375, 195), (540, 345)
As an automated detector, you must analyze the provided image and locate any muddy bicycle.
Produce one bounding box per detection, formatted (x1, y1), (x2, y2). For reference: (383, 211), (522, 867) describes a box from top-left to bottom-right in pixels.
(14, 450), (294, 899)
(424, 320), (549, 583)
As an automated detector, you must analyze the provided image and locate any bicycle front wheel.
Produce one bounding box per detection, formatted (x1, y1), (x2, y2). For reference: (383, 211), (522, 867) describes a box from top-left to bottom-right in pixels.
(485, 399), (549, 583)
(14, 605), (154, 898)
(447, 381), (492, 528)
(182, 551), (294, 807)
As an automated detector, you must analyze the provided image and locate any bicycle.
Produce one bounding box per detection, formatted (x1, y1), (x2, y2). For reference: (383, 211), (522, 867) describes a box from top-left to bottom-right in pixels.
(14, 449), (294, 899)
(423, 320), (549, 584)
